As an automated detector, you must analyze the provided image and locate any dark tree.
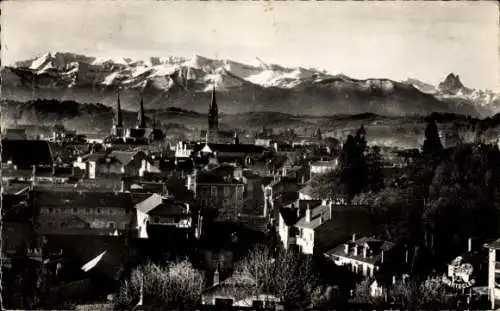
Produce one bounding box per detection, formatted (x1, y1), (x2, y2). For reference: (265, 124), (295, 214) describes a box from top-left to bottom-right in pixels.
(339, 131), (368, 199)
(354, 125), (367, 154)
(422, 120), (443, 157)
(365, 146), (384, 192)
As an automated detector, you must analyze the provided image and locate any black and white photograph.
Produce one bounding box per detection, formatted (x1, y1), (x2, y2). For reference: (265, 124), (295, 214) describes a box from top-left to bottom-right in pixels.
(1, 1), (499, 310)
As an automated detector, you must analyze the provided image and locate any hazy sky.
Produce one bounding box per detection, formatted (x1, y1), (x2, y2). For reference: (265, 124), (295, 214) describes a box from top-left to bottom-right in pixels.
(2, 1), (499, 90)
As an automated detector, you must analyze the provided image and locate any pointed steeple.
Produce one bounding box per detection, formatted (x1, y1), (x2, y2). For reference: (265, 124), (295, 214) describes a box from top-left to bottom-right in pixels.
(137, 95), (146, 129)
(208, 84), (218, 131)
(115, 90), (123, 128)
(233, 130), (239, 145)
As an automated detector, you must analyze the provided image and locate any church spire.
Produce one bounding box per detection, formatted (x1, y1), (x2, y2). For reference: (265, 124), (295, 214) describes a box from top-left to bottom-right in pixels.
(137, 95), (146, 129)
(208, 84), (218, 131)
(115, 90), (123, 128)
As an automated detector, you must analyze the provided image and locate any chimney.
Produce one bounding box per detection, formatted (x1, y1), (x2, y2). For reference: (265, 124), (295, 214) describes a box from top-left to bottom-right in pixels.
(468, 237), (472, 252)
(52, 164), (56, 176)
(305, 204), (311, 223)
(405, 249), (409, 264)
(344, 243), (349, 254)
(381, 250), (385, 264)
(213, 269), (220, 286)
(362, 245), (367, 258)
(328, 202), (333, 221)
(392, 275), (396, 285)
(352, 233), (356, 242)
(353, 245), (358, 257)
(120, 179), (125, 192)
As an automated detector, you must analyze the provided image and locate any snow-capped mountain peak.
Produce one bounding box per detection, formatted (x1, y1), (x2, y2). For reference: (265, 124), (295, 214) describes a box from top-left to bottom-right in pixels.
(3, 52), (498, 117)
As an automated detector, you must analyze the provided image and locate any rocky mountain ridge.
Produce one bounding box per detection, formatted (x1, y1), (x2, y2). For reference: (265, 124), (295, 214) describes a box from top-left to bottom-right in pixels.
(2, 52), (497, 117)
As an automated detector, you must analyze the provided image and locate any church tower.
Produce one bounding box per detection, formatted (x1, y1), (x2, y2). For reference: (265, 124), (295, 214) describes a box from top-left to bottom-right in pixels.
(111, 90), (124, 137)
(136, 95), (146, 129)
(208, 85), (218, 131)
(207, 85), (218, 143)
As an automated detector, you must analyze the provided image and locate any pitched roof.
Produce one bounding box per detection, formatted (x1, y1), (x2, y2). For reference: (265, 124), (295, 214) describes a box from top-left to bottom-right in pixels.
(295, 204), (370, 230)
(134, 193), (164, 213)
(325, 236), (396, 265)
(33, 190), (133, 208)
(1, 140), (53, 168)
(148, 199), (189, 217)
(196, 164), (242, 184)
(295, 203), (331, 229)
(80, 150), (145, 167)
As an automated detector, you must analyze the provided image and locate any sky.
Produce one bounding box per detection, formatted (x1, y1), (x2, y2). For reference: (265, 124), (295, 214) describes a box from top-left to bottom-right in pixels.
(2, 1), (499, 90)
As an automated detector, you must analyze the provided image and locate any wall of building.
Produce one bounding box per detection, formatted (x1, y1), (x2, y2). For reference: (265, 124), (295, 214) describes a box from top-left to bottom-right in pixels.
(296, 227), (315, 255)
(197, 183), (244, 221)
(38, 206), (131, 235)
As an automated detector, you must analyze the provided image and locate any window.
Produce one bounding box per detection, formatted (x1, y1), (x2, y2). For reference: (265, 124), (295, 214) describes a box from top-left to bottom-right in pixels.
(49, 208), (54, 213)
(108, 222), (115, 229)
(97, 208), (101, 214)
(47, 222), (54, 227)
(211, 186), (218, 197)
(224, 186), (230, 196)
(85, 208), (90, 214)
(265, 301), (277, 309)
(215, 298), (233, 307)
(252, 300), (264, 309)
(60, 222), (67, 228)
(73, 208), (77, 213)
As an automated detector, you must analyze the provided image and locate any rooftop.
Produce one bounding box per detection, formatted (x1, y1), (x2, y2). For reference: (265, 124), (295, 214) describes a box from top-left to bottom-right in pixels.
(195, 143), (267, 155)
(32, 189), (134, 208)
(325, 236), (396, 265)
(1, 139), (53, 169)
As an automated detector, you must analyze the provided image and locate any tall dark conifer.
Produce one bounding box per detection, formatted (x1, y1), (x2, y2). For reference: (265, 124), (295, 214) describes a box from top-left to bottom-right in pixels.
(422, 119), (443, 157)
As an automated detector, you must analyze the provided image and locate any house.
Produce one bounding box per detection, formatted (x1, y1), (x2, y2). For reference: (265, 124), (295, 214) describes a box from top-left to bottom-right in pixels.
(73, 150), (154, 179)
(290, 202), (372, 255)
(174, 141), (194, 159)
(201, 273), (283, 310)
(193, 143), (267, 167)
(33, 190), (135, 236)
(262, 177), (300, 222)
(241, 170), (265, 216)
(309, 160), (338, 178)
(484, 238), (500, 309)
(134, 193), (192, 239)
(195, 164), (245, 222)
(255, 138), (272, 148)
(3, 128), (28, 140)
(324, 236), (396, 277)
(283, 165), (309, 185)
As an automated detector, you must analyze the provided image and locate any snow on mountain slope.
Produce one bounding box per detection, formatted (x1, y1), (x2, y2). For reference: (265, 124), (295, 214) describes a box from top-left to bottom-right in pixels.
(30, 52), (53, 70)
(3, 52), (496, 117)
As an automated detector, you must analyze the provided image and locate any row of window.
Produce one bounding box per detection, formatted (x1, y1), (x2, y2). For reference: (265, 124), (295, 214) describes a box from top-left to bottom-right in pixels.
(41, 207), (126, 216)
(45, 221), (122, 229)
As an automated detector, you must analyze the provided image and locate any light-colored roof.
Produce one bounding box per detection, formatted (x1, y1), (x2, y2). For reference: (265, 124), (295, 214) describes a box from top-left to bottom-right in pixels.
(134, 193), (164, 213)
(325, 236), (396, 265)
(295, 203), (330, 229)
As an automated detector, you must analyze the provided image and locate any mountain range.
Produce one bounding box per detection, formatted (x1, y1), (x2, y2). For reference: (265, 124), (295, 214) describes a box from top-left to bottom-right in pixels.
(2, 52), (499, 117)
